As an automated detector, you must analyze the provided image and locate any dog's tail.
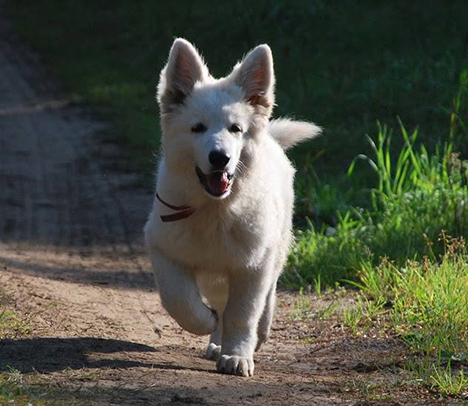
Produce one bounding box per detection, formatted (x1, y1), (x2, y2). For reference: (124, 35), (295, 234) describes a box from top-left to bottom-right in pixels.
(268, 118), (322, 150)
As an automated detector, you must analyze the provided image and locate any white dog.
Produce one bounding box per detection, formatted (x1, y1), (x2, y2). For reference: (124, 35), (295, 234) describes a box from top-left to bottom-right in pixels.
(144, 39), (321, 377)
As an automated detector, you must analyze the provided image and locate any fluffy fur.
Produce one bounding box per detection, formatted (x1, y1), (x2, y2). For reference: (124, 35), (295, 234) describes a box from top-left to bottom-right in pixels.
(144, 39), (321, 377)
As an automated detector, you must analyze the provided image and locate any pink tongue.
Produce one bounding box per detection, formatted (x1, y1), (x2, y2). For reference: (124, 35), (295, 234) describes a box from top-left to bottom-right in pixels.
(207, 172), (229, 195)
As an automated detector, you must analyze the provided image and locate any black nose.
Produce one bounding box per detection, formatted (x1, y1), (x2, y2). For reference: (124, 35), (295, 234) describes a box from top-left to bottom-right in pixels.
(209, 150), (230, 169)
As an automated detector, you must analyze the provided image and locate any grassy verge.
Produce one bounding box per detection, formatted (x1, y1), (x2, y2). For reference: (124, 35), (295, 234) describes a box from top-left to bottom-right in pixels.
(285, 118), (468, 287)
(287, 113), (468, 396)
(343, 239), (468, 396)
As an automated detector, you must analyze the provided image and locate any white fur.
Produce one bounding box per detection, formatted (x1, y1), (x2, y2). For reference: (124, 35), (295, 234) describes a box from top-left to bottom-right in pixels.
(144, 39), (321, 377)
(269, 118), (322, 150)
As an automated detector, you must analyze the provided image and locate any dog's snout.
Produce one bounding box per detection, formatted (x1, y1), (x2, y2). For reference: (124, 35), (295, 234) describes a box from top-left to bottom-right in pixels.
(209, 150), (230, 169)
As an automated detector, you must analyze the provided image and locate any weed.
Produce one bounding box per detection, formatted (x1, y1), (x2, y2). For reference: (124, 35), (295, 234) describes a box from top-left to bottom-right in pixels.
(342, 307), (363, 335)
(449, 70), (468, 151)
(61, 367), (102, 382)
(0, 367), (79, 406)
(289, 287), (313, 321)
(405, 358), (468, 397)
(0, 368), (25, 400)
(0, 310), (30, 339)
(315, 302), (338, 320)
(430, 363), (468, 397)
(289, 287), (337, 321)
(342, 295), (387, 335)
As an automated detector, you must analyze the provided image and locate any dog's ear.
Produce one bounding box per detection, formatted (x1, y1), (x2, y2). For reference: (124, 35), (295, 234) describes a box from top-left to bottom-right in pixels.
(231, 44), (275, 118)
(158, 38), (208, 114)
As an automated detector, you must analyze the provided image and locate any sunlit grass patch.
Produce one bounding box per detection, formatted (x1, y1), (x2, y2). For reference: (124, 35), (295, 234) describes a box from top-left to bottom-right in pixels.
(289, 119), (468, 396)
(357, 236), (468, 358)
(405, 358), (468, 398)
(0, 289), (30, 339)
(429, 363), (468, 397)
(285, 121), (468, 288)
(346, 238), (468, 396)
(288, 287), (339, 321)
(0, 310), (30, 339)
(0, 368), (80, 406)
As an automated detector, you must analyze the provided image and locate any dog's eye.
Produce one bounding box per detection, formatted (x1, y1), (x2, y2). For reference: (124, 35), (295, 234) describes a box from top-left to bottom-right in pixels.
(229, 124), (242, 133)
(191, 123), (207, 133)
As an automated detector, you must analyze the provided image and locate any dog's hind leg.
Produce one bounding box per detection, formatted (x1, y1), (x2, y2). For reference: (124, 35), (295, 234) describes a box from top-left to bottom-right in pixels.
(205, 319), (222, 360)
(255, 281), (277, 351)
(150, 251), (218, 336)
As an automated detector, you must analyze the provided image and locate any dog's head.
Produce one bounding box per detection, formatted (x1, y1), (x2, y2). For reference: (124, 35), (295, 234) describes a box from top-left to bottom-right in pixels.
(157, 39), (275, 199)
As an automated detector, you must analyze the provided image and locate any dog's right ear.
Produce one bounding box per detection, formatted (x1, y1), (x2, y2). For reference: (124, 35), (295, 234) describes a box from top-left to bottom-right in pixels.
(157, 39), (208, 114)
(230, 44), (275, 119)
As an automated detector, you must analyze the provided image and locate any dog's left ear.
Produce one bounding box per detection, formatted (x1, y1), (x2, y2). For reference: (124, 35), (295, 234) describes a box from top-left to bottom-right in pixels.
(231, 44), (275, 118)
(158, 38), (209, 114)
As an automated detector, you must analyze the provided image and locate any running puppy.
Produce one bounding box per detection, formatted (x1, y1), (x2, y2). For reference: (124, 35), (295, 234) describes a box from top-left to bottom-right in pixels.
(145, 39), (321, 377)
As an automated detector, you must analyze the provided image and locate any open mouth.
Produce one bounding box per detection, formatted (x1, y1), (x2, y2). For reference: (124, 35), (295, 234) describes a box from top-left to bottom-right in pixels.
(196, 166), (234, 198)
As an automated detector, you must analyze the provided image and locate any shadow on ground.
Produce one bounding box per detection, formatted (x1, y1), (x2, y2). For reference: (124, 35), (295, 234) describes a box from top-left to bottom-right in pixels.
(0, 337), (160, 373)
(27, 381), (336, 406)
(0, 255), (155, 291)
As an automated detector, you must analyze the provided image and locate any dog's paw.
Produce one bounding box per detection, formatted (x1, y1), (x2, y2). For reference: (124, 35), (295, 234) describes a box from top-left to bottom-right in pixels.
(217, 355), (254, 377)
(205, 343), (221, 360)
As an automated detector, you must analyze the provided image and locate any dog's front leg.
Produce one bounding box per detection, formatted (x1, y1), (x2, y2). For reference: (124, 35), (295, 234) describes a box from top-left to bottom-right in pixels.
(217, 271), (272, 377)
(150, 251), (218, 335)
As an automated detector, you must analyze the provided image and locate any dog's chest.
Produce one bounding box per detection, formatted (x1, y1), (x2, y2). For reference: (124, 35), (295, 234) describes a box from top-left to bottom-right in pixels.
(158, 205), (268, 272)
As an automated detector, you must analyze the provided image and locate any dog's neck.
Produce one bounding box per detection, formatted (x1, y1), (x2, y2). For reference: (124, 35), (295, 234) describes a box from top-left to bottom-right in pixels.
(156, 193), (195, 222)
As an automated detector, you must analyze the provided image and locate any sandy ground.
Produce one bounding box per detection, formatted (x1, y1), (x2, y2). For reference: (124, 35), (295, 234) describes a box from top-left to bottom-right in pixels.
(0, 16), (460, 406)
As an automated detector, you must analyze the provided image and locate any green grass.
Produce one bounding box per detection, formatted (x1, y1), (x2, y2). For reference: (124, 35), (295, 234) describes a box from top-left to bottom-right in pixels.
(0, 368), (80, 406)
(346, 241), (468, 396)
(0, 289), (30, 339)
(5, 0), (468, 174)
(289, 113), (468, 395)
(0, 368), (44, 406)
(0, 293), (76, 405)
(285, 120), (468, 287)
(358, 239), (468, 358)
(428, 363), (468, 397)
(0, 310), (30, 339)
(404, 358), (468, 397)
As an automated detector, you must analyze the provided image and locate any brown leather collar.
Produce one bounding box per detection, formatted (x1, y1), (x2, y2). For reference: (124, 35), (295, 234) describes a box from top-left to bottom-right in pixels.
(156, 193), (195, 222)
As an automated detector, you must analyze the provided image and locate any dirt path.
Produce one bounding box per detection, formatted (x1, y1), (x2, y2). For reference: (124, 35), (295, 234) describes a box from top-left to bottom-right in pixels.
(0, 19), (453, 406)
